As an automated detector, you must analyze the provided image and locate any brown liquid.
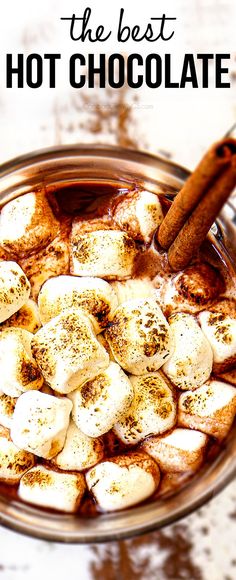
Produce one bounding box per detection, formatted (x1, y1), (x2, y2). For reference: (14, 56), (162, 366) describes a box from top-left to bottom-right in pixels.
(0, 180), (235, 516)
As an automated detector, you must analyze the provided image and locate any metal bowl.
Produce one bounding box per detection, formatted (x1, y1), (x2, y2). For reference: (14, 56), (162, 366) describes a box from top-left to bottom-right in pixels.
(0, 144), (235, 543)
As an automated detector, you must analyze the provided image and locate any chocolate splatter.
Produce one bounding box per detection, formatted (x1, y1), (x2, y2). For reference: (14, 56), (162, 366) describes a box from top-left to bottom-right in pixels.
(21, 21), (53, 53)
(52, 83), (146, 149)
(72, 88), (139, 148)
(90, 524), (203, 580)
(229, 509), (236, 520)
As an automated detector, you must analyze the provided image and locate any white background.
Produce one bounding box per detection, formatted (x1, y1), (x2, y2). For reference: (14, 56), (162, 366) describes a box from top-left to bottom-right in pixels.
(0, 2), (235, 579)
(0, 0), (235, 167)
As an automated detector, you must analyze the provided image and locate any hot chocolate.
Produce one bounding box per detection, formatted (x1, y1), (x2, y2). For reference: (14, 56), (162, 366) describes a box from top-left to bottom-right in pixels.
(0, 174), (235, 515)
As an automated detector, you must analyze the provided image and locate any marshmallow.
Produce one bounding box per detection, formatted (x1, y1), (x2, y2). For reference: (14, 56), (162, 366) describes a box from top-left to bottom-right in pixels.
(20, 230), (70, 300)
(0, 299), (41, 333)
(86, 452), (160, 511)
(111, 277), (155, 306)
(70, 230), (138, 279)
(71, 215), (117, 237)
(199, 303), (236, 373)
(179, 380), (236, 440)
(0, 261), (30, 323)
(0, 393), (17, 428)
(106, 297), (173, 374)
(0, 192), (59, 256)
(142, 428), (209, 473)
(11, 391), (72, 459)
(163, 313), (213, 390)
(31, 308), (109, 393)
(0, 328), (43, 397)
(113, 190), (163, 243)
(0, 433), (35, 484)
(114, 372), (176, 445)
(52, 420), (104, 471)
(19, 465), (86, 512)
(69, 362), (133, 437)
(156, 263), (225, 317)
(38, 275), (118, 333)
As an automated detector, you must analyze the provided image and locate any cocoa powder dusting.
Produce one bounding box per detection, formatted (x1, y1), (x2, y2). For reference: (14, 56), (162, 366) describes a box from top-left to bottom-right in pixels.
(72, 87), (139, 148)
(90, 524), (203, 579)
(53, 83), (145, 149)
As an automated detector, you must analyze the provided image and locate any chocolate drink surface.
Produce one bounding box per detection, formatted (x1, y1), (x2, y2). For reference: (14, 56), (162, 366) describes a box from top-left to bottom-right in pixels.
(0, 180), (235, 516)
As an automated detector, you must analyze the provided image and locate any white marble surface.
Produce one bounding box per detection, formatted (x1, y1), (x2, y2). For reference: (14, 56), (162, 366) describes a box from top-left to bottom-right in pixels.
(0, 1), (235, 579)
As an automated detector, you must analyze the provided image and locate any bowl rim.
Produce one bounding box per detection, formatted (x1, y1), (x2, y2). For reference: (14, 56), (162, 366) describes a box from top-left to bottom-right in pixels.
(0, 143), (190, 181)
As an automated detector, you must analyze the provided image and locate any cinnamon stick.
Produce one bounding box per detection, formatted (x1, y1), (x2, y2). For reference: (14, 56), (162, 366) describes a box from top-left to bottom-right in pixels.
(158, 138), (236, 250)
(168, 157), (236, 271)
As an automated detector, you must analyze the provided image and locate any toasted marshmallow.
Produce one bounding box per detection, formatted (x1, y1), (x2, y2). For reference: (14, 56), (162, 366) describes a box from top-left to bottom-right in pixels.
(31, 308), (109, 393)
(199, 306), (236, 373)
(71, 215), (117, 237)
(0, 393), (17, 428)
(163, 313), (213, 390)
(0, 299), (41, 333)
(86, 452), (160, 511)
(155, 263), (225, 317)
(19, 465), (85, 512)
(38, 275), (118, 333)
(179, 380), (236, 440)
(0, 433), (35, 484)
(11, 391), (72, 459)
(70, 230), (138, 279)
(111, 277), (155, 306)
(20, 230), (70, 300)
(114, 372), (176, 445)
(0, 261), (30, 323)
(0, 328), (43, 397)
(142, 428), (208, 473)
(106, 297), (173, 375)
(0, 192), (59, 256)
(52, 420), (104, 471)
(113, 190), (163, 243)
(69, 362), (133, 437)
